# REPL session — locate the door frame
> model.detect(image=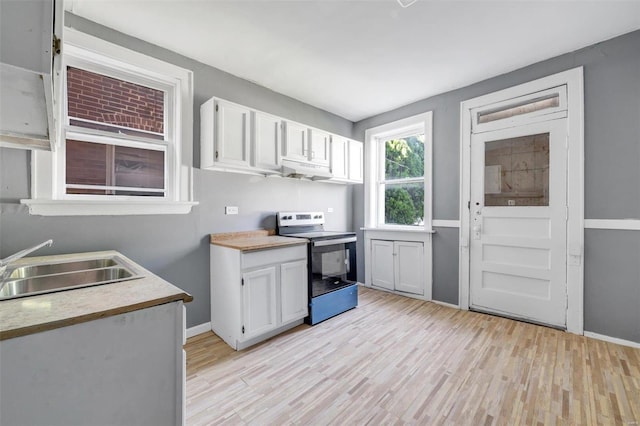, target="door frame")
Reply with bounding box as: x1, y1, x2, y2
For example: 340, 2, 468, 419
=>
459, 67, 584, 334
